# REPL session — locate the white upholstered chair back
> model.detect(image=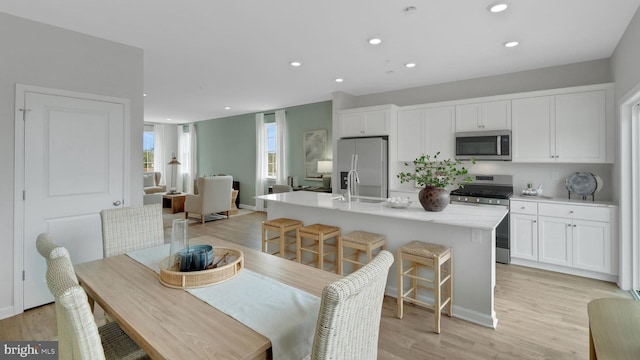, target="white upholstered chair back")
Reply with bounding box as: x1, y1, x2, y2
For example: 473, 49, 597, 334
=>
37, 233, 148, 360
185, 176, 233, 224
38, 235, 107, 359
272, 184, 293, 193
100, 204, 164, 258
310, 250, 394, 360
